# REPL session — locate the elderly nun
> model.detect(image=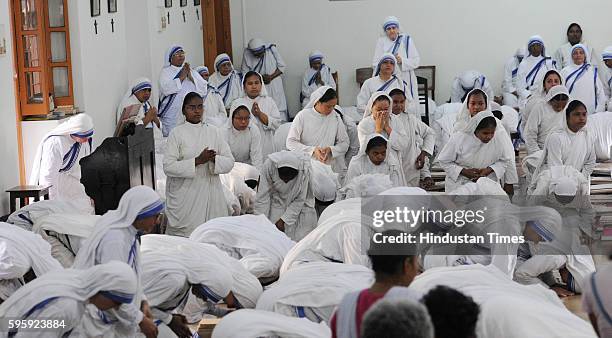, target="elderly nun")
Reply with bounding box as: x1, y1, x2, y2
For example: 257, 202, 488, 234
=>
190, 214, 295, 283
222, 102, 263, 170
561, 44, 606, 114
301, 51, 336, 108
502, 48, 525, 108
241, 38, 288, 120
372, 16, 420, 100
287, 86, 350, 179
0, 223, 63, 303
163, 92, 234, 237
72, 185, 164, 338
450, 70, 494, 103
357, 54, 410, 114
158, 45, 207, 137
232, 71, 283, 158
0, 262, 137, 338
601, 46, 612, 110
209, 53, 244, 111
254, 151, 317, 241
516, 36, 557, 106
29, 113, 94, 209
116, 77, 160, 130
